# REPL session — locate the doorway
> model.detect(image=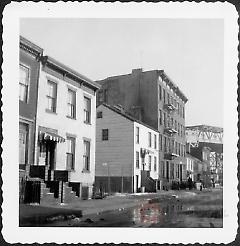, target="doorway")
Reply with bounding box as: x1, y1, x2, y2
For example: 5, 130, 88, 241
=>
136, 175, 139, 193
38, 140, 56, 180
